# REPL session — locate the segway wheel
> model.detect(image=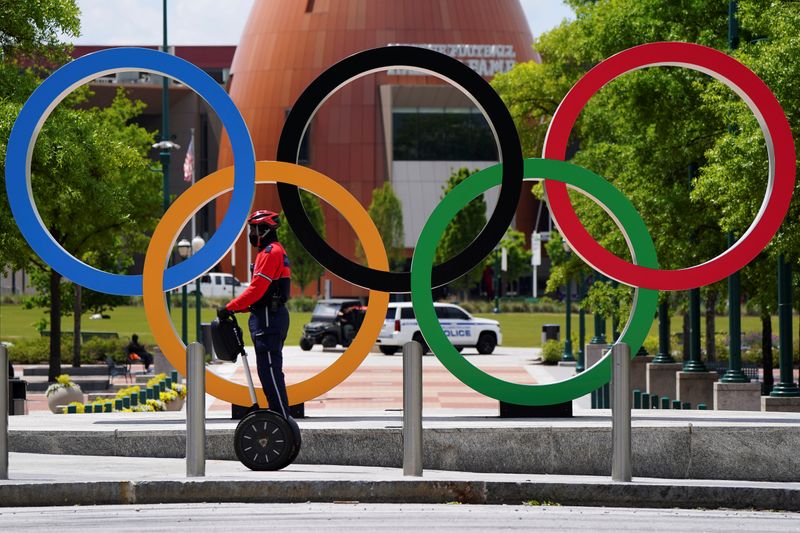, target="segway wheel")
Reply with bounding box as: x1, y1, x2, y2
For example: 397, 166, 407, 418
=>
234, 410, 295, 471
